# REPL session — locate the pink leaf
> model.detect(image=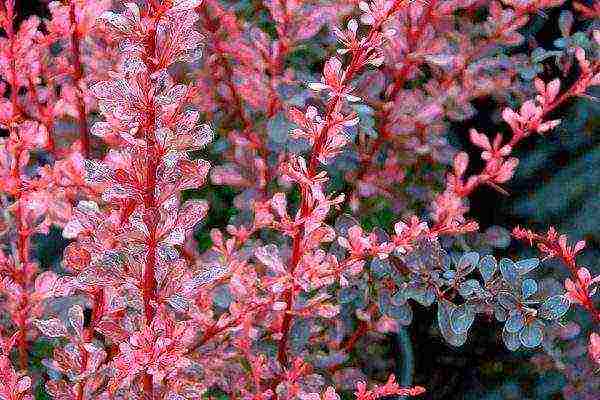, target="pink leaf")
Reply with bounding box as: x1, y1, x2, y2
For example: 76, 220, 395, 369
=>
469, 129, 491, 150
589, 333, 600, 365
453, 152, 469, 177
